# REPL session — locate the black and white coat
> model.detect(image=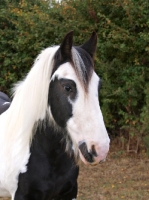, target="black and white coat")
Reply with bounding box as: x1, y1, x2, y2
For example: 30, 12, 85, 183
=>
0, 92, 79, 200
0, 32, 110, 200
